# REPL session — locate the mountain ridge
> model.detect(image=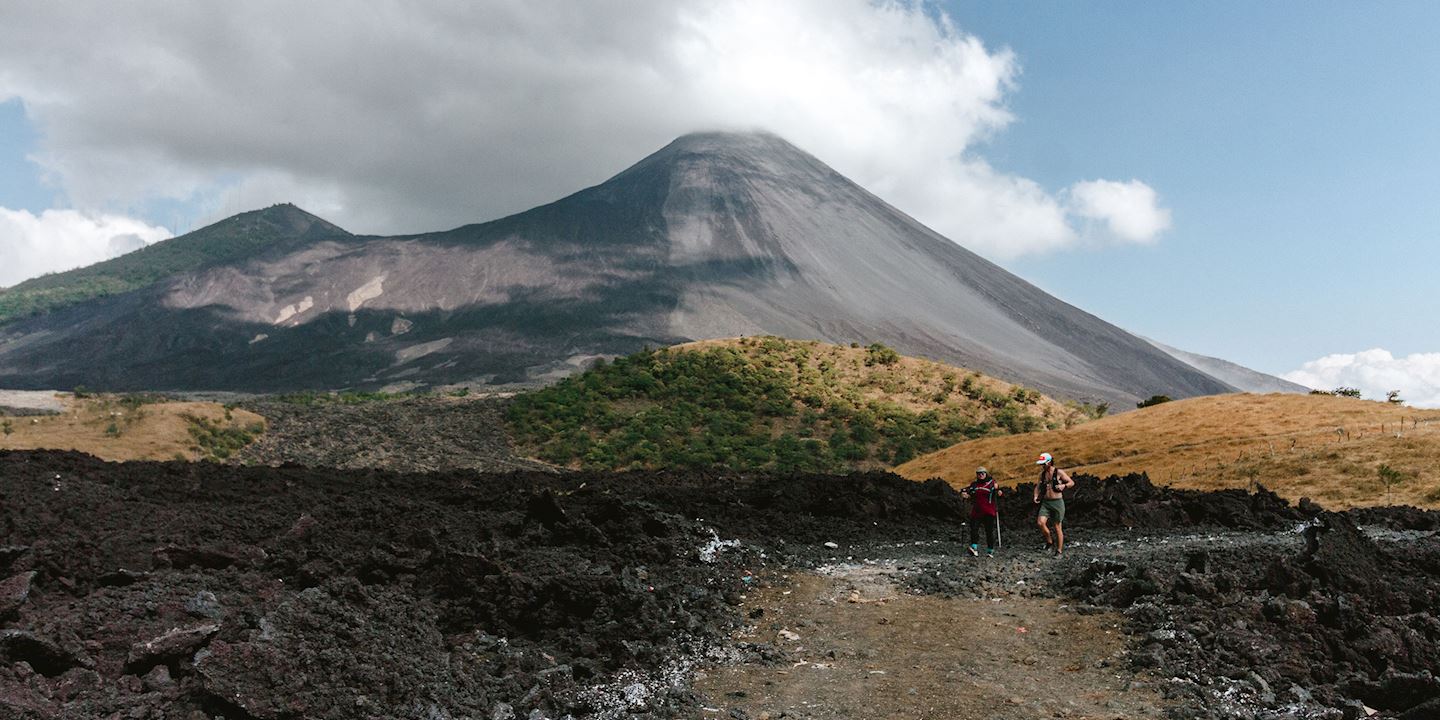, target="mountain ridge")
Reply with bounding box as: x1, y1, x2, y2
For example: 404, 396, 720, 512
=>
0, 132, 1234, 405
0, 203, 349, 321
1143, 337, 1310, 394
